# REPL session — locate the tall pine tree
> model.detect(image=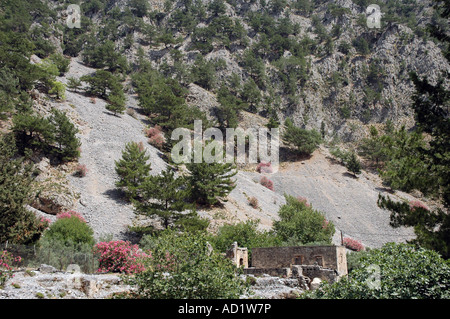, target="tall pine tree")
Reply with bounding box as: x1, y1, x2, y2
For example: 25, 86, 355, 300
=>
115, 142, 151, 200
49, 109, 81, 162
186, 145, 237, 206
134, 169, 191, 229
